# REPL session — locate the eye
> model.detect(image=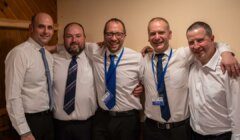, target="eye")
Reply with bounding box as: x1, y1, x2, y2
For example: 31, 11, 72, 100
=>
47, 26, 53, 30
196, 38, 204, 43
65, 35, 73, 38
188, 41, 194, 46
149, 32, 156, 37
